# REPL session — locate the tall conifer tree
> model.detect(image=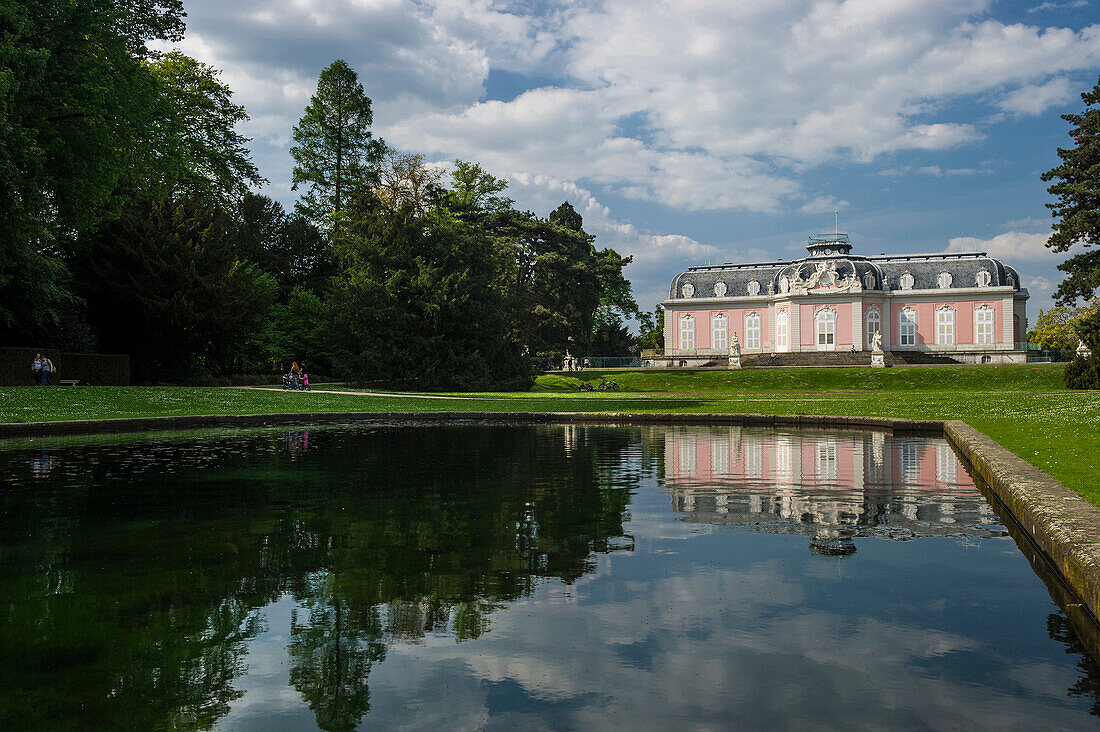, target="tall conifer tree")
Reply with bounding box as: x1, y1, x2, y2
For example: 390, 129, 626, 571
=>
290, 60, 384, 229
1042, 75, 1100, 305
